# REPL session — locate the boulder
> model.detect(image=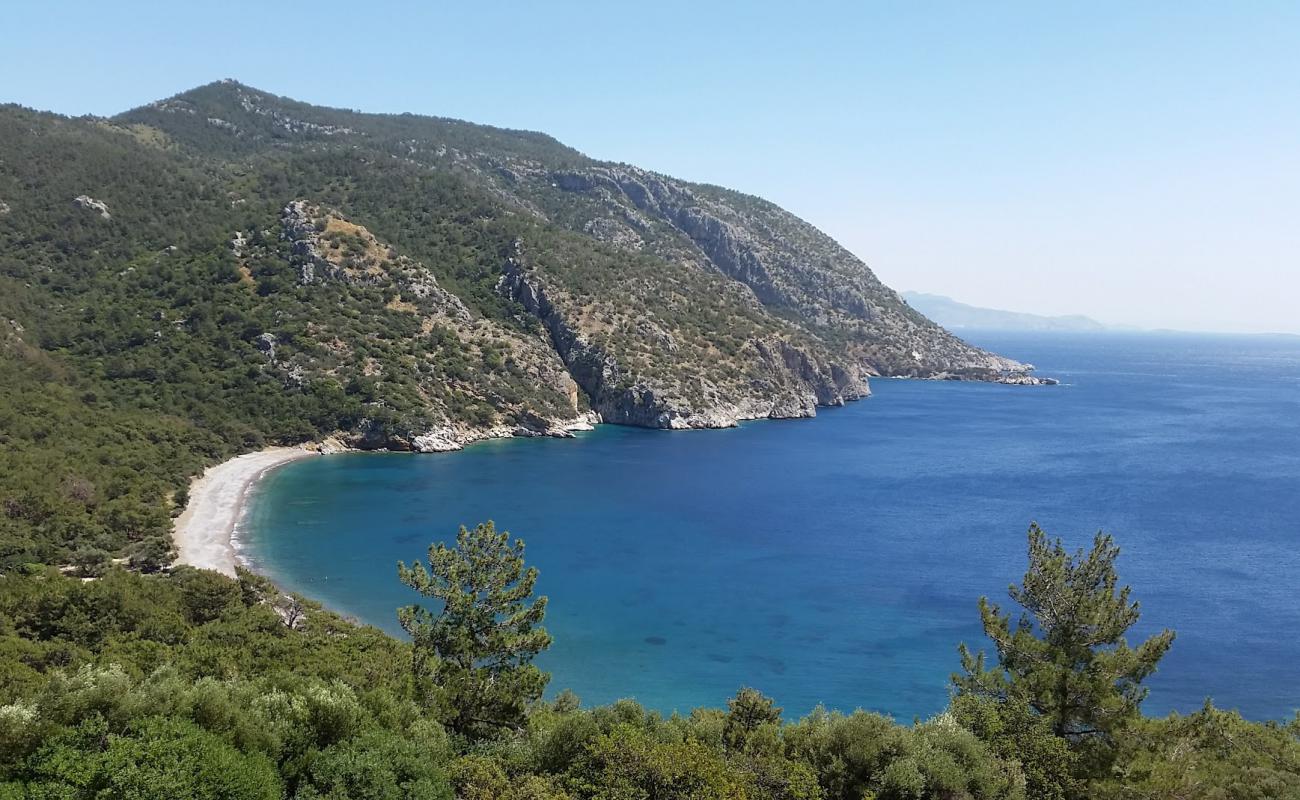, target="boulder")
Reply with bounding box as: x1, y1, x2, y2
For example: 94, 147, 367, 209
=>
74, 195, 111, 219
